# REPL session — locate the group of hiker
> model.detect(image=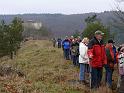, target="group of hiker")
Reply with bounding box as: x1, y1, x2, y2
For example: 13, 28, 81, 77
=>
52, 38, 62, 48
52, 30, 124, 92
